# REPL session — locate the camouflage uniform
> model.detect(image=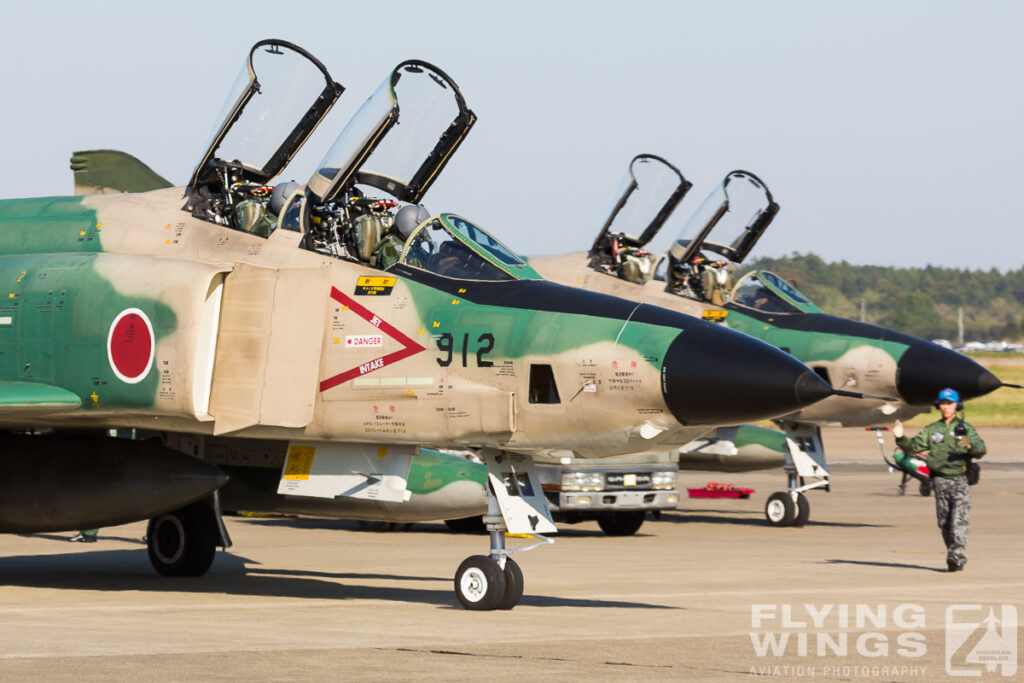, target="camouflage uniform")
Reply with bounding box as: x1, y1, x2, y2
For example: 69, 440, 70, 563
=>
371, 233, 404, 269
897, 418, 986, 570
